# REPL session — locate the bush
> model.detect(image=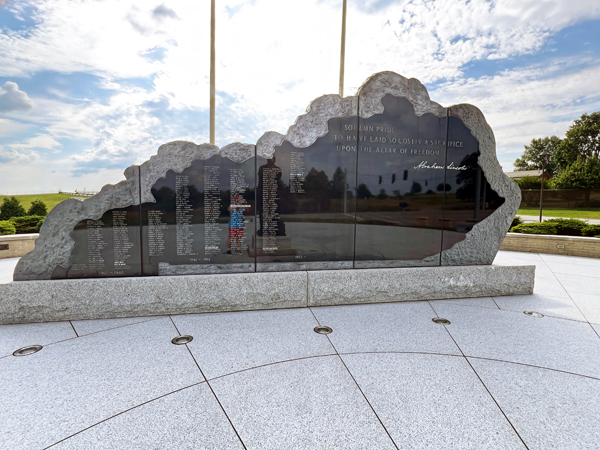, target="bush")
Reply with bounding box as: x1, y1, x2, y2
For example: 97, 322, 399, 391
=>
0, 196, 26, 221
9, 215, 45, 234
27, 199, 48, 216
511, 216, 522, 228
543, 218, 588, 236
581, 225, 600, 237
516, 176, 550, 190
510, 223, 558, 235
0, 220, 16, 235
